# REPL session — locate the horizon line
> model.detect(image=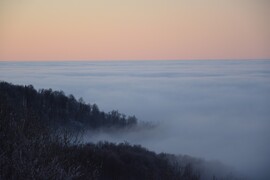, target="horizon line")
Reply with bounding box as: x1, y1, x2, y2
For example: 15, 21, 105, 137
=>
1, 58, 270, 62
